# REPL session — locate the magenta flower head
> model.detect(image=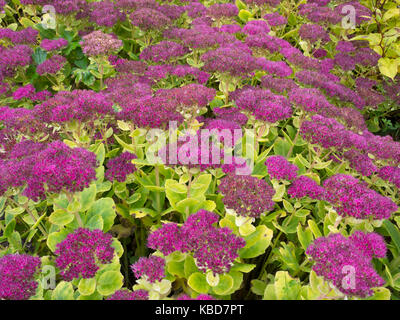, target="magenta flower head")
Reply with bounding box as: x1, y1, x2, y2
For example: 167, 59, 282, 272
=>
242, 20, 270, 35
117, 95, 183, 129
139, 41, 189, 63
206, 3, 238, 20
306, 232, 386, 297
130, 8, 171, 31
89, 1, 126, 27
148, 210, 246, 274
147, 223, 184, 255
40, 38, 68, 51
55, 228, 115, 281
287, 176, 326, 200
178, 294, 216, 300
131, 256, 166, 283
192, 226, 246, 274
323, 174, 398, 220
265, 156, 299, 180
0, 254, 41, 300
0, 27, 38, 44
36, 55, 67, 75
13, 84, 35, 100
81, 30, 122, 56
299, 24, 329, 44
378, 166, 400, 189
105, 152, 137, 182
107, 289, 149, 300
23, 141, 98, 200
218, 173, 275, 218
201, 43, 258, 77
